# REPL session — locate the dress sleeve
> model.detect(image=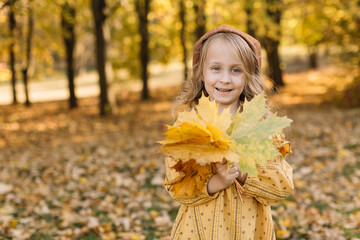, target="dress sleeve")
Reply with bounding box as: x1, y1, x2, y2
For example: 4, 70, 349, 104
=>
163, 157, 220, 206
242, 155, 294, 206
